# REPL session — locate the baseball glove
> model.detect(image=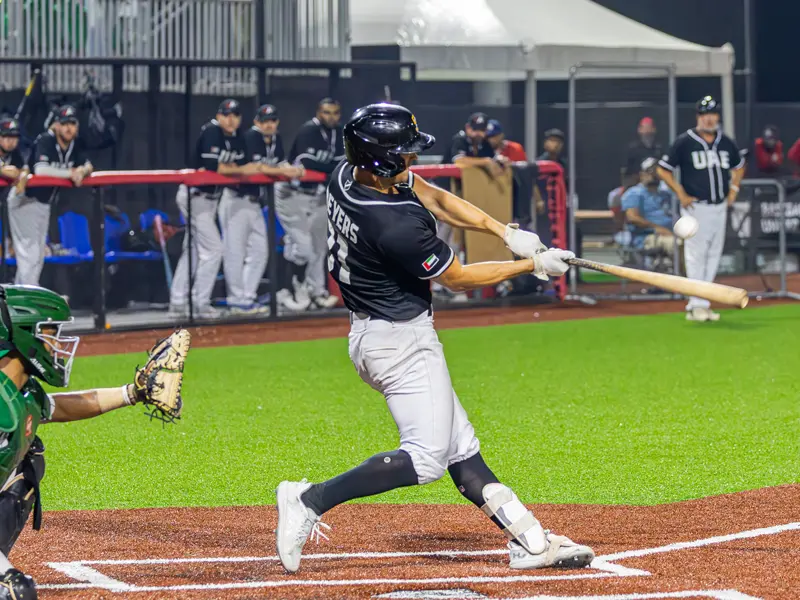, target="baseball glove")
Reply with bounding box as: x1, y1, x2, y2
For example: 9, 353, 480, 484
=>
133, 329, 191, 423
